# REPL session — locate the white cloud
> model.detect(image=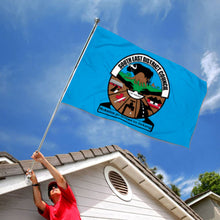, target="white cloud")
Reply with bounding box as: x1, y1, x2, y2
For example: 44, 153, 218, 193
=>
63, 109, 151, 148
153, 167, 220, 199
155, 167, 171, 185
137, 0, 172, 19
177, 169, 220, 198
178, 178, 197, 197
0, 0, 122, 31
202, 90, 220, 113
0, 0, 35, 27
185, 1, 220, 49
22, 49, 80, 117
200, 51, 220, 113
201, 51, 220, 88
83, 119, 151, 148
153, 167, 198, 198
0, 0, 172, 31
32, 57, 72, 104
184, 1, 220, 114
173, 176, 184, 185
0, 129, 57, 150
